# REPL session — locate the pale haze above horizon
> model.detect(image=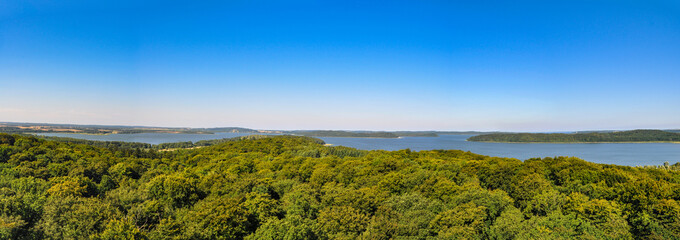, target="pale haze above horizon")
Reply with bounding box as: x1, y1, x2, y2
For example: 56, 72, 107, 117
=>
1, 1, 679, 132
